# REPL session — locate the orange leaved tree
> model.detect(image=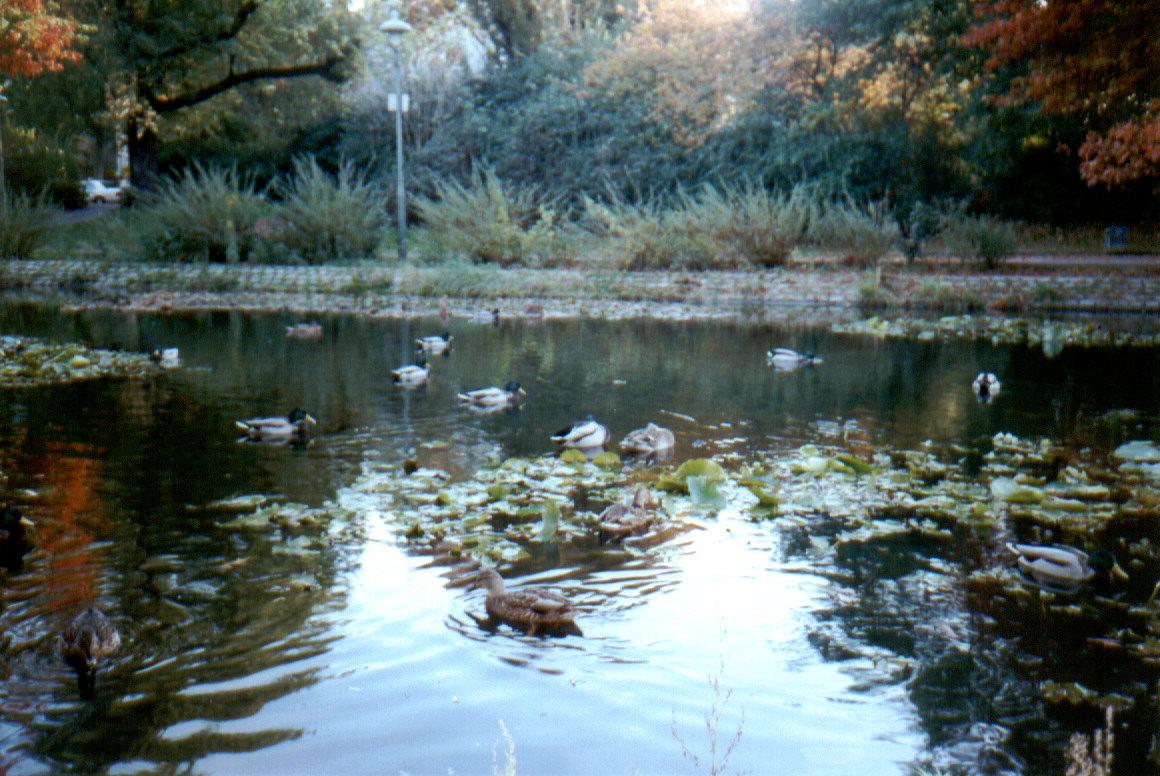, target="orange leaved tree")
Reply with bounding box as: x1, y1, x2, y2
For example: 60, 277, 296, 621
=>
0, 0, 82, 78
963, 0, 1160, 188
